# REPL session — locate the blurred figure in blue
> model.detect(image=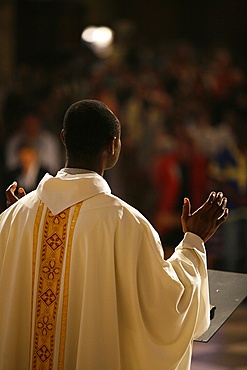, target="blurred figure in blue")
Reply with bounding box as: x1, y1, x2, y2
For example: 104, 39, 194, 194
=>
210, 118, 247, 272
